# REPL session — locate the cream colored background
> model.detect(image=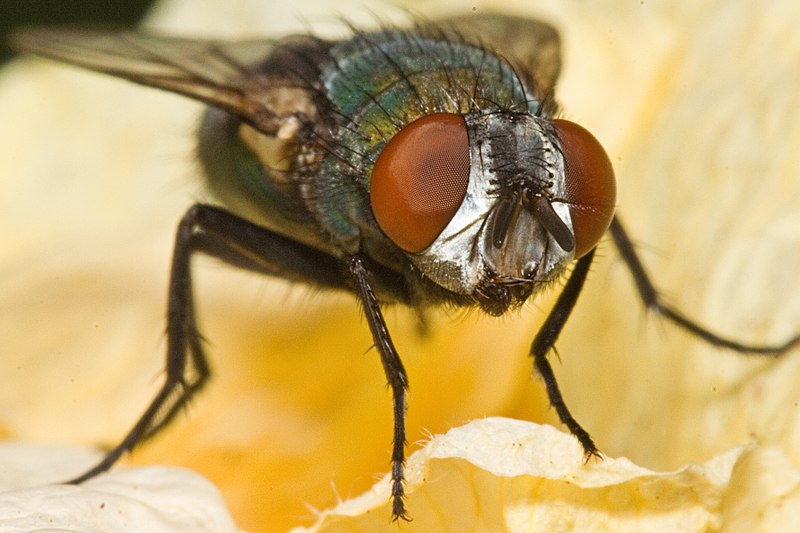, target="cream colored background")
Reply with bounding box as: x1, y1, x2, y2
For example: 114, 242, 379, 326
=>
1, 0, 799, 531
